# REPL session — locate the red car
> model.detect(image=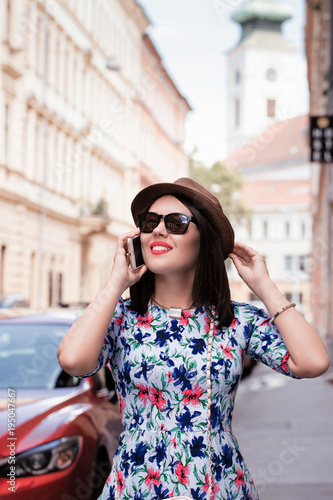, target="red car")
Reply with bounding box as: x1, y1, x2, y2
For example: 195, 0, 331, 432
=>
0, 313, 121, 500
